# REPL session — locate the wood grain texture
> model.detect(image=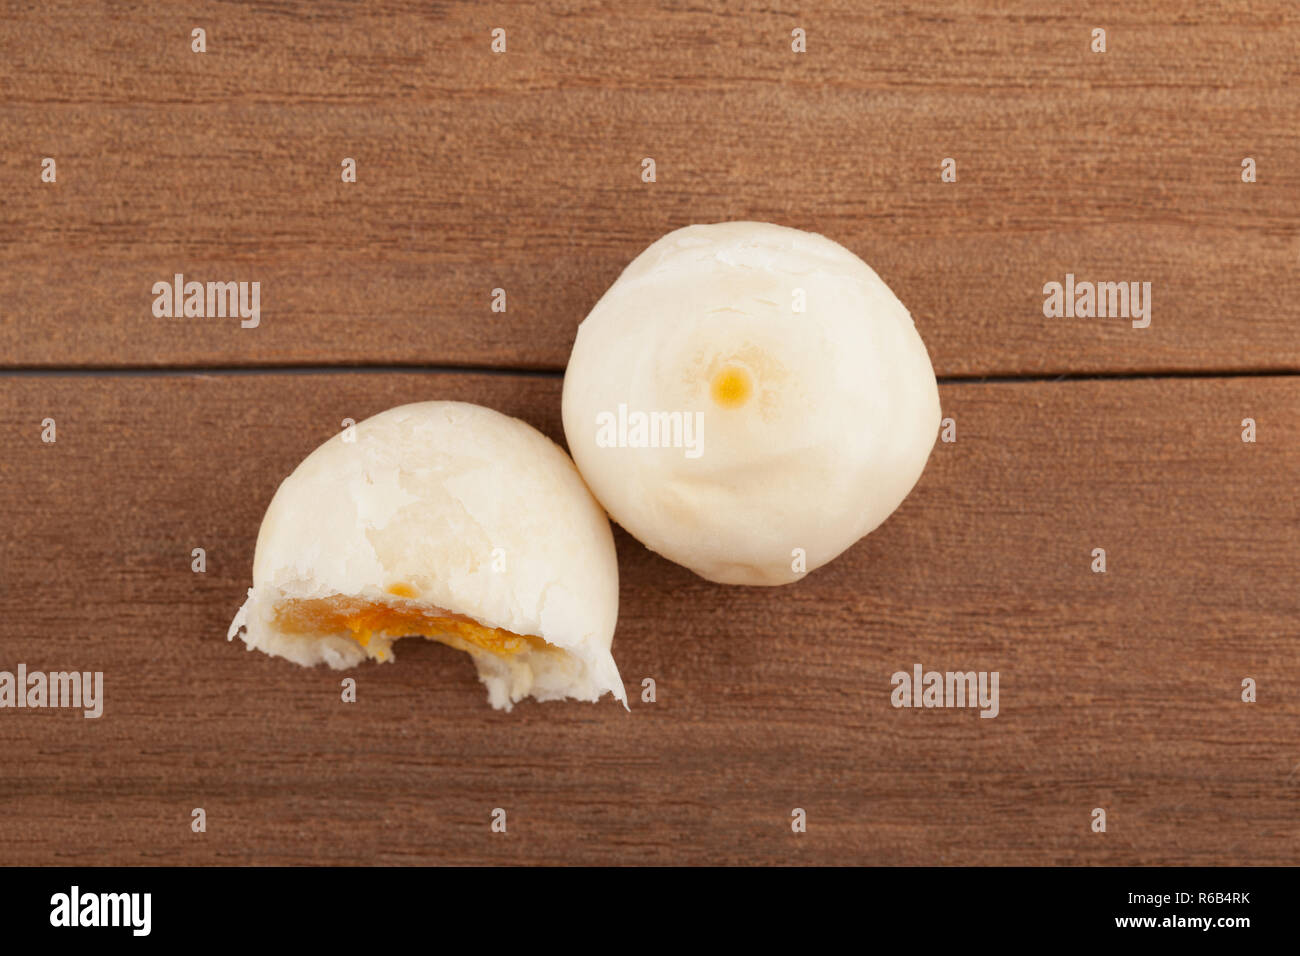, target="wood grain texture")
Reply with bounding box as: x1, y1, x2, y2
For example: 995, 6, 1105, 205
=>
1, 0, 1296, 869
0, 372, 1295, 865
2, 1, 1299, 374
